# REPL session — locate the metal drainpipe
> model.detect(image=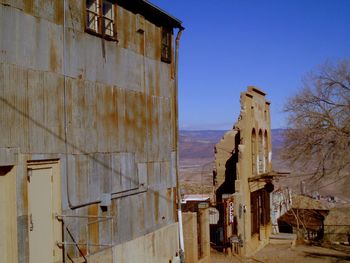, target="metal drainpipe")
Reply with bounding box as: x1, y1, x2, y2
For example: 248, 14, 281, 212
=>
174, 28, 185, 263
